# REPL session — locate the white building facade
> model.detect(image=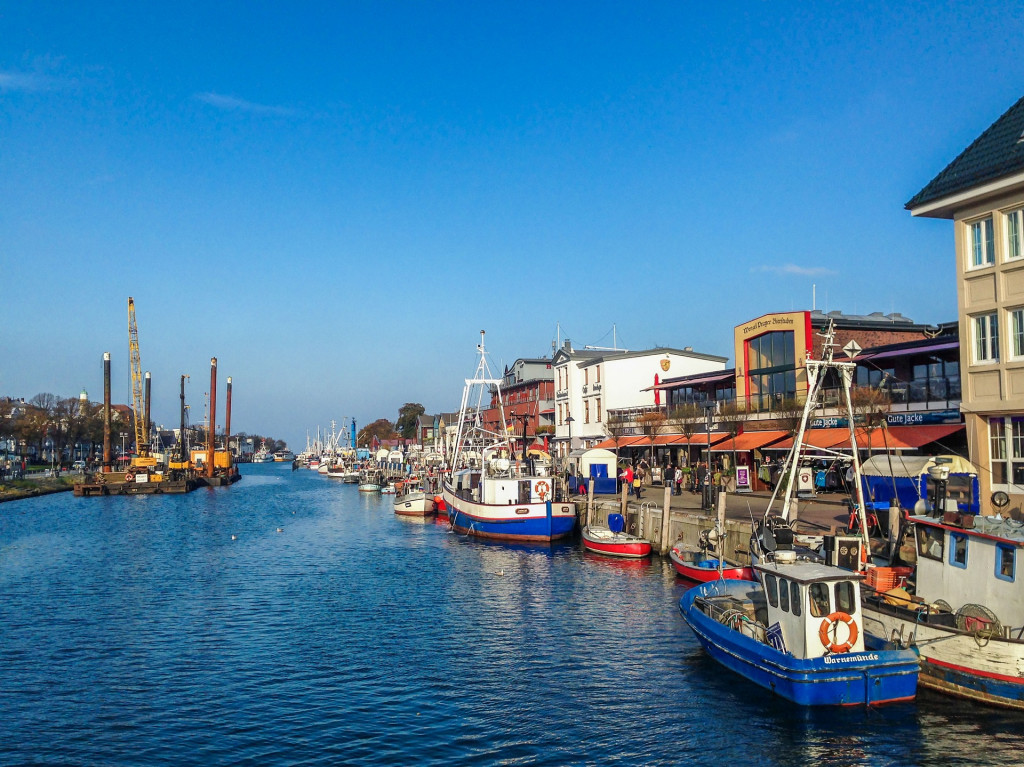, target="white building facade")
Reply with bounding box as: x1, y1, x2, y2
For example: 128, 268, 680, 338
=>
551, 342, 727, 456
